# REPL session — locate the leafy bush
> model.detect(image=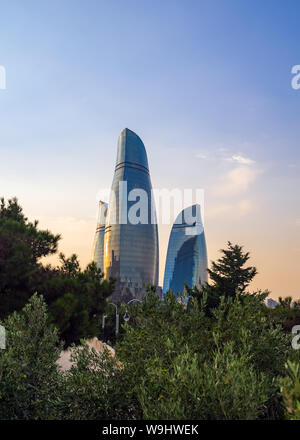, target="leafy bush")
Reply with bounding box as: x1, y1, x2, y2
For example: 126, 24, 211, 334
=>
0, 198, 114, 346
117, 289, 290, 419
0, 294, 134, 420
57, 343, 135, 420
0, 238, 297, 420
280, 360, 300, 419
0, 294, 62, 419
137, 343, 269, 420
